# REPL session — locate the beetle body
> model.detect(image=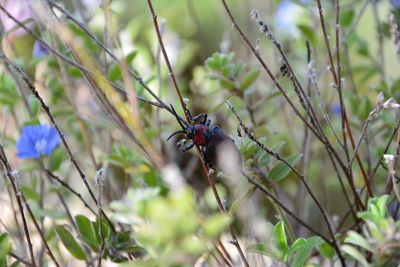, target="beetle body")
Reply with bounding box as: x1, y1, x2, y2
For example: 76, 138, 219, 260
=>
168, 111, 242, 174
